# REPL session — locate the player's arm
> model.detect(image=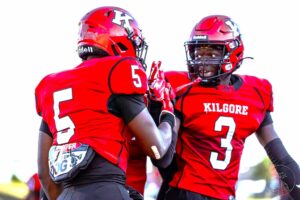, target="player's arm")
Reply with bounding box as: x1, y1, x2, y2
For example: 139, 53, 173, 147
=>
149, 101, 180, 168
37, 120, 62, 200
111, 94, 174, 160
147, 61, 180, 167
128, 107, 174, 160
256, 112, 300, 199
110, 59, 175, 160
